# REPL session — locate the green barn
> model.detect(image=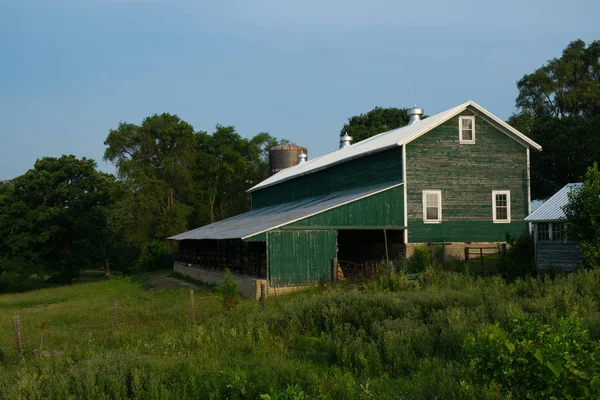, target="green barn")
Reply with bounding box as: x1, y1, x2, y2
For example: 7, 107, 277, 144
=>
169, 100, 542, 296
